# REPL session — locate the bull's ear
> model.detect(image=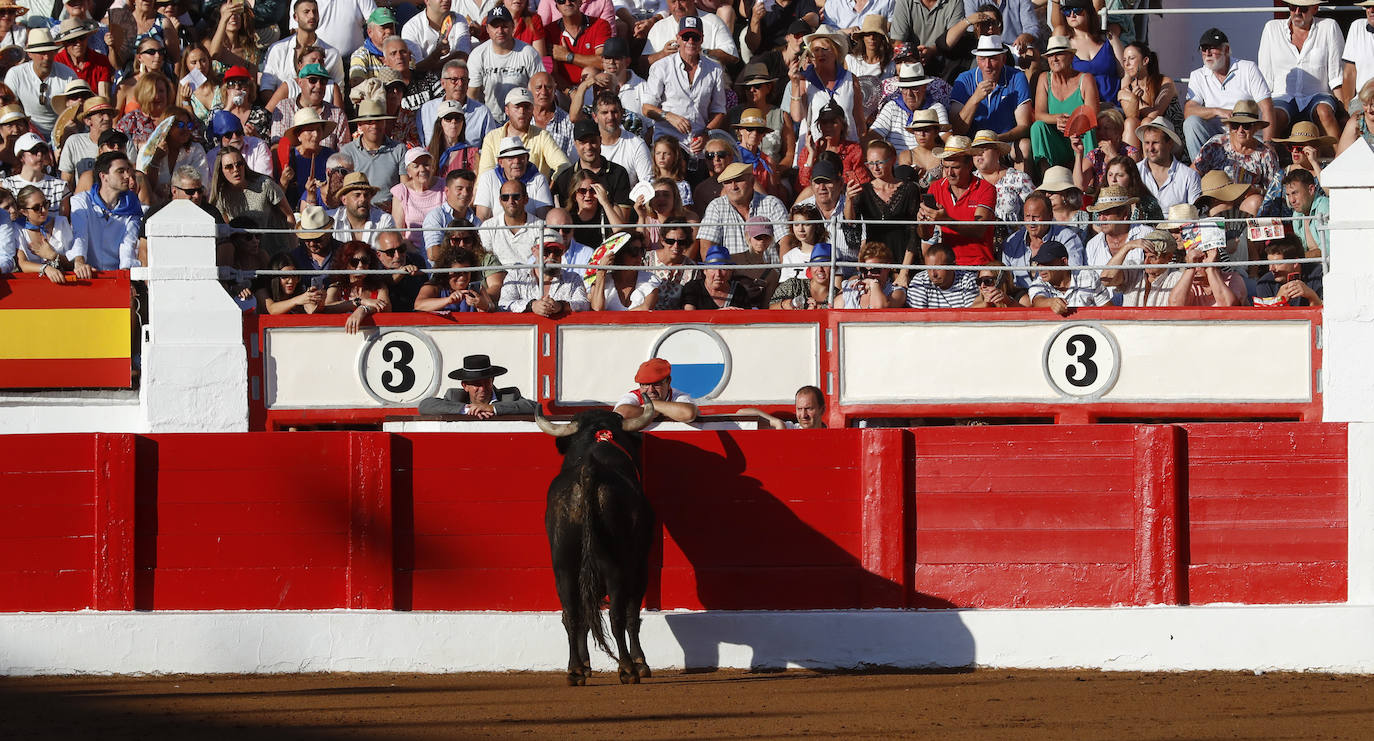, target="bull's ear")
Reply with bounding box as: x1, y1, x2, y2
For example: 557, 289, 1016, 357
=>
621, 401, 655, 432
